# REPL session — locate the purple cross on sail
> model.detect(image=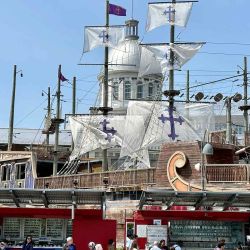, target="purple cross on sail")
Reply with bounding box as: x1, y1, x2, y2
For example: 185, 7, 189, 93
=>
100, 119, 117, 142
163, 6, 176, 22
99, 30, 109, 43
158, 106, 184, 140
